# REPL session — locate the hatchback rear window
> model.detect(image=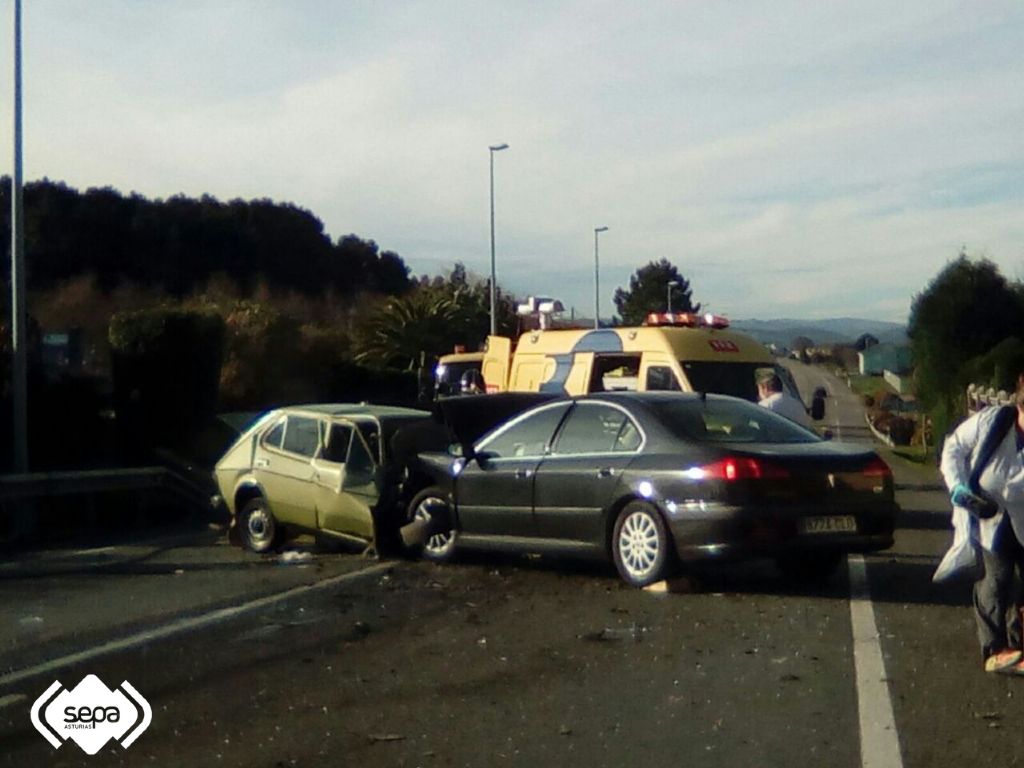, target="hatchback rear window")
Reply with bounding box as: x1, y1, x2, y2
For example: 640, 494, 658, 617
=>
650, 397, 819, 444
